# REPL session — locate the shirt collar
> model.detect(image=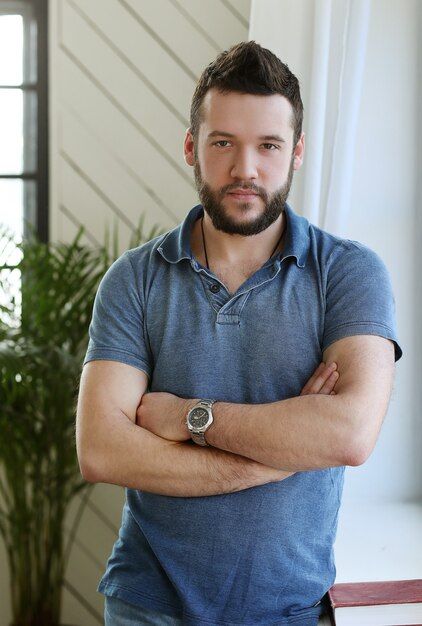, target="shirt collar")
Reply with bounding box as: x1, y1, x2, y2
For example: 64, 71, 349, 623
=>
156, 202, 310, 268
